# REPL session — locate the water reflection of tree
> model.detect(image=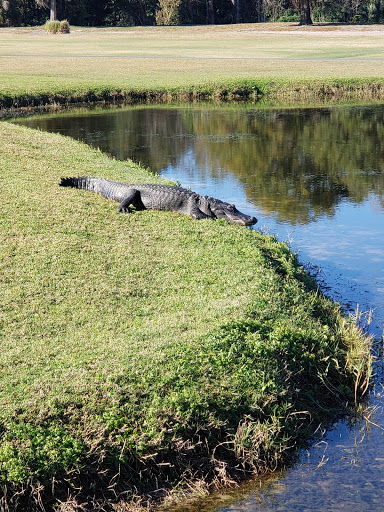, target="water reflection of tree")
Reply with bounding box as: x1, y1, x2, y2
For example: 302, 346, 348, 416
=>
183, 107, 384, 224
100, 109, 190, 173
26, 108, 189, 174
